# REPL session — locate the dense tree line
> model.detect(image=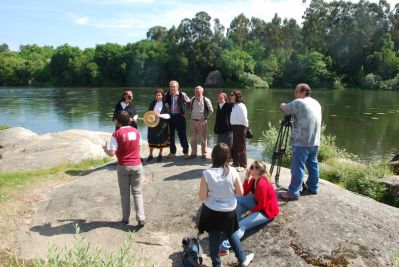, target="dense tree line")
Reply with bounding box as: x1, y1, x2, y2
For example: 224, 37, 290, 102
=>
1, 0, 399, 89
